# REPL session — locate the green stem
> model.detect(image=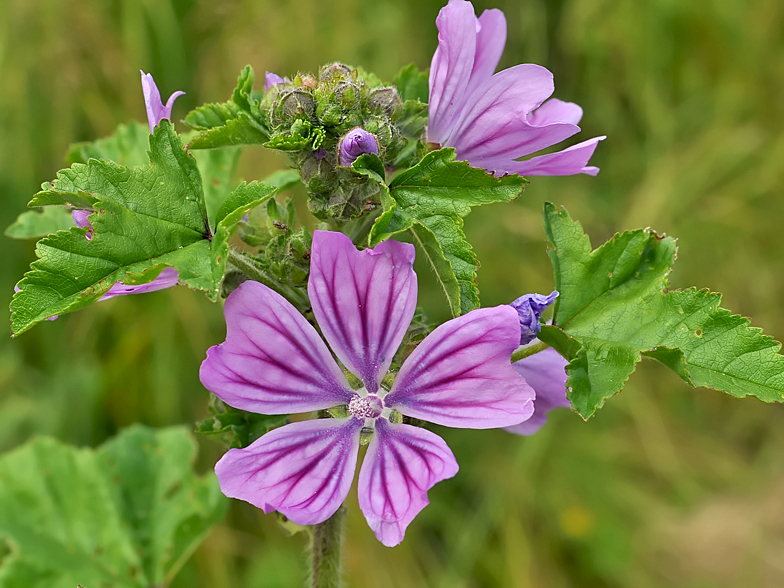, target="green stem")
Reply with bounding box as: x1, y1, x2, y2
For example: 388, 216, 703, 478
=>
309, 505, 345, 588
344, 210, 381, 247
228, 249, 310, 311
510, 340, 550, 363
